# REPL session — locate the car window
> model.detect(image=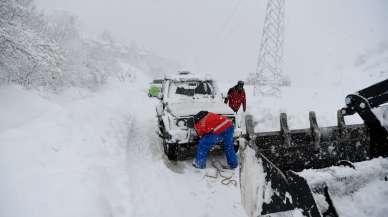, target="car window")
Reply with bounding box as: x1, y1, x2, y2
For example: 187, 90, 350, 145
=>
194, 82, 212, 95
168, 80, 213, 97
